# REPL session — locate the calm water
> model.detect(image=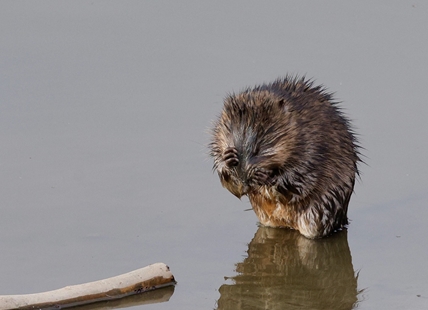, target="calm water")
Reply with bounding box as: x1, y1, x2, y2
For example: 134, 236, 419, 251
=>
1, 1, 427, 309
